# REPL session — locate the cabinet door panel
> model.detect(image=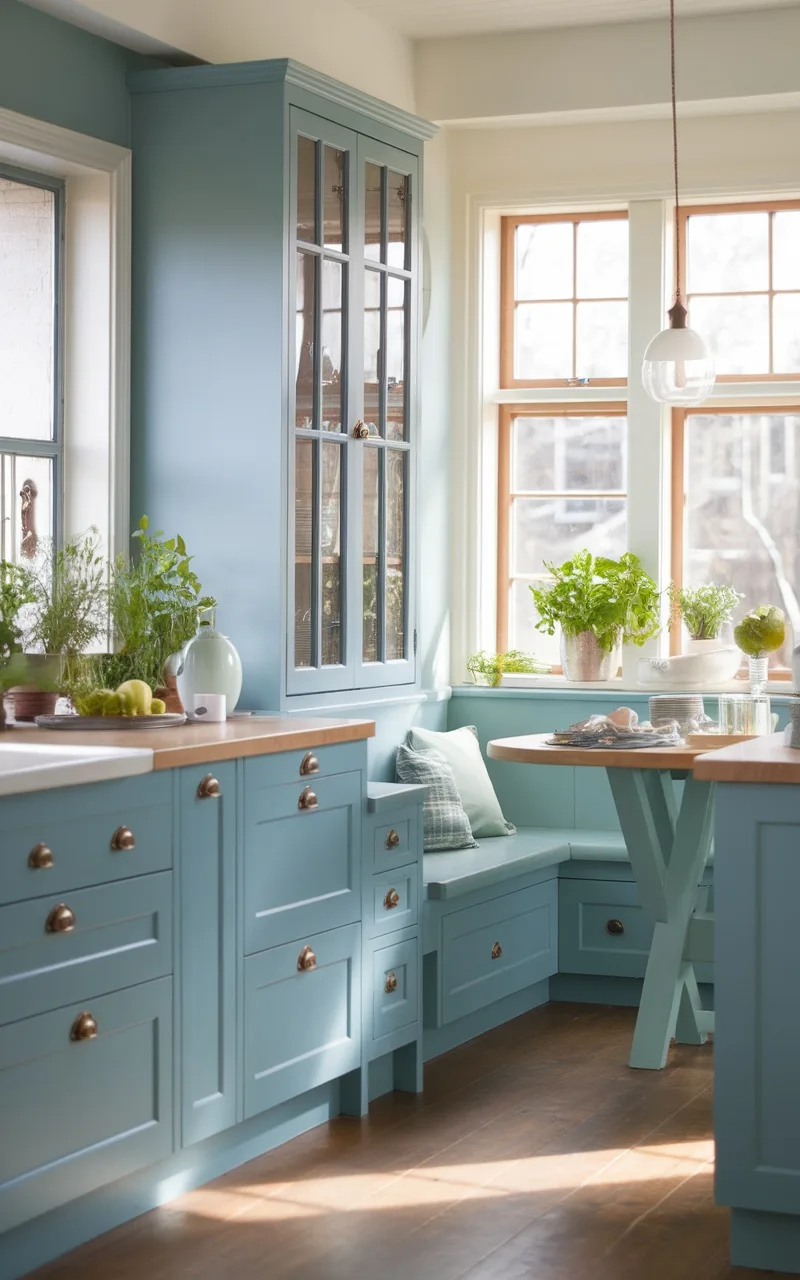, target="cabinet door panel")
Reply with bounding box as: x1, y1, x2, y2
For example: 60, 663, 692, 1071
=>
179, 761, 237, 1147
